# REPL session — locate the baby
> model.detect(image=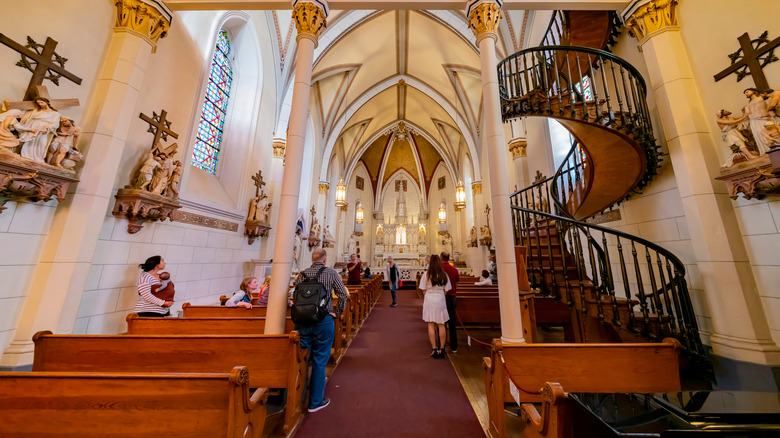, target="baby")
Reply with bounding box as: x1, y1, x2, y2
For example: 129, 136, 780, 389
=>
151, 271, 175, 301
